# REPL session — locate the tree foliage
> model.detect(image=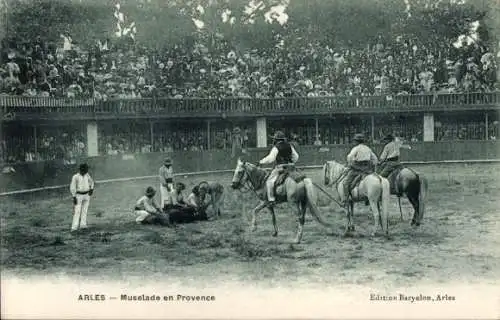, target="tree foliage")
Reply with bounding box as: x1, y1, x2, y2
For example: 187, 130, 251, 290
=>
2, 0, 495, 50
